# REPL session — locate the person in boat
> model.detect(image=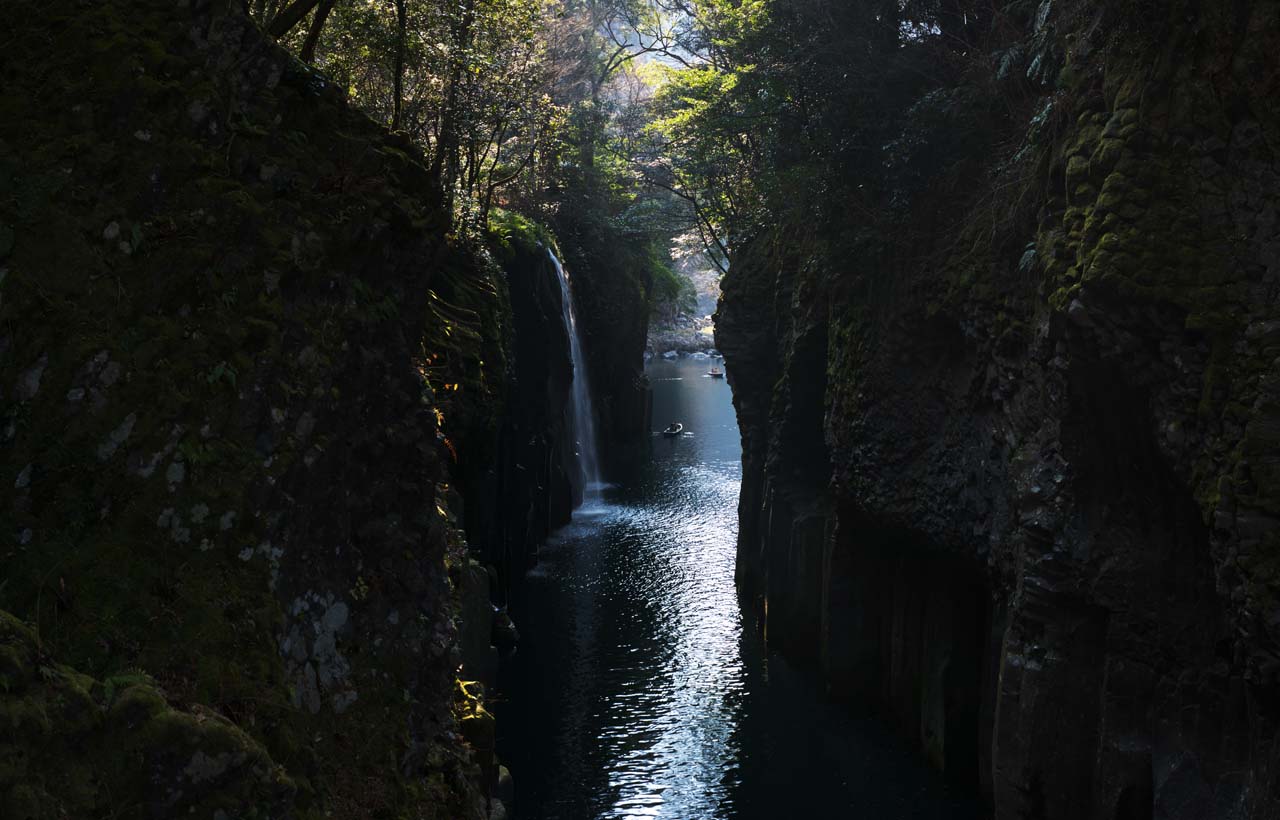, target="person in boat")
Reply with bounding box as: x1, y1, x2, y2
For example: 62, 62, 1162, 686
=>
662, 421, 683, 436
